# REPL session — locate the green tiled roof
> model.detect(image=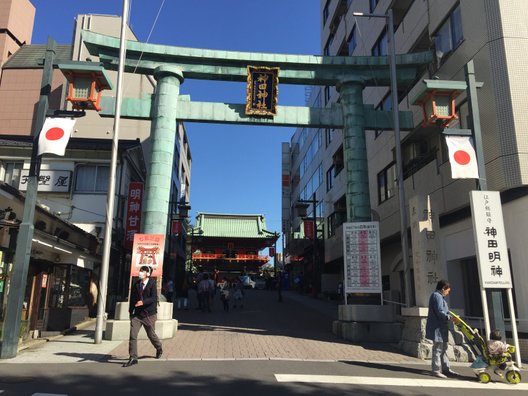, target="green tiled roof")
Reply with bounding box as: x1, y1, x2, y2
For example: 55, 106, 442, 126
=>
194, 213, 278, 239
